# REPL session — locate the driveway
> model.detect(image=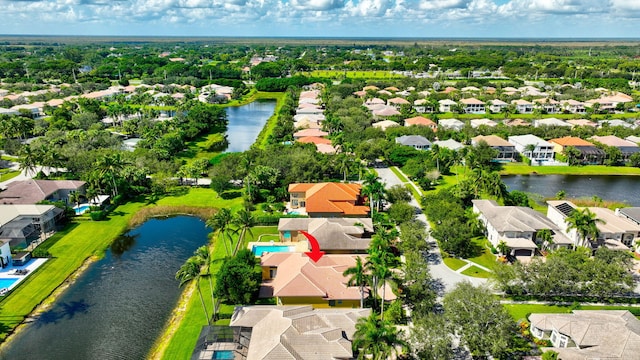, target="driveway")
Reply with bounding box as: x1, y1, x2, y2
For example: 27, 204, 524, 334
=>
376, 167, 487, 295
